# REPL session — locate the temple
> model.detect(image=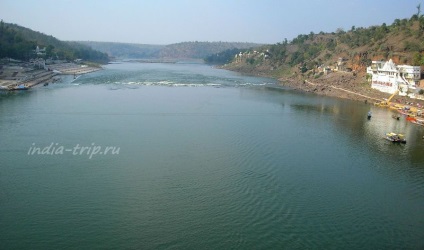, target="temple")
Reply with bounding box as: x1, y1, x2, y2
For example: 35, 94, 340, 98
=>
366, 59, 421, 97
